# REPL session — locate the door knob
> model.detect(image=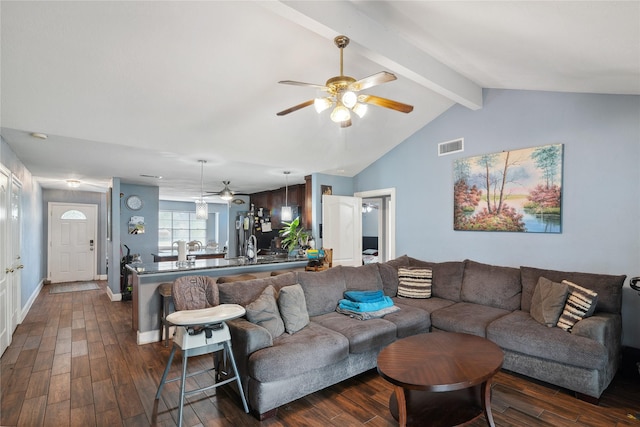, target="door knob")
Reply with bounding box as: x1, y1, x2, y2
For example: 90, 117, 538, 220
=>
16, 265, 24, 270
5, 268, 14, 273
